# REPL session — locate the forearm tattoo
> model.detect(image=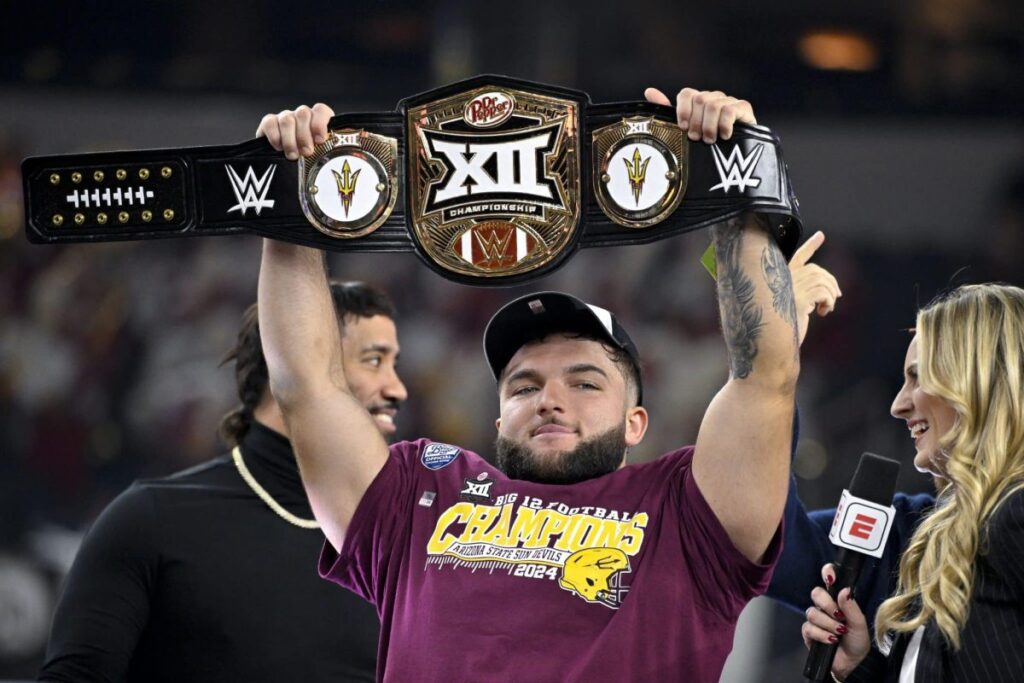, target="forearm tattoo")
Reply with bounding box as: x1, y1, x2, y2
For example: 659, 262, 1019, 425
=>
712, 216, 763, 379
760, 243, 798, 338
